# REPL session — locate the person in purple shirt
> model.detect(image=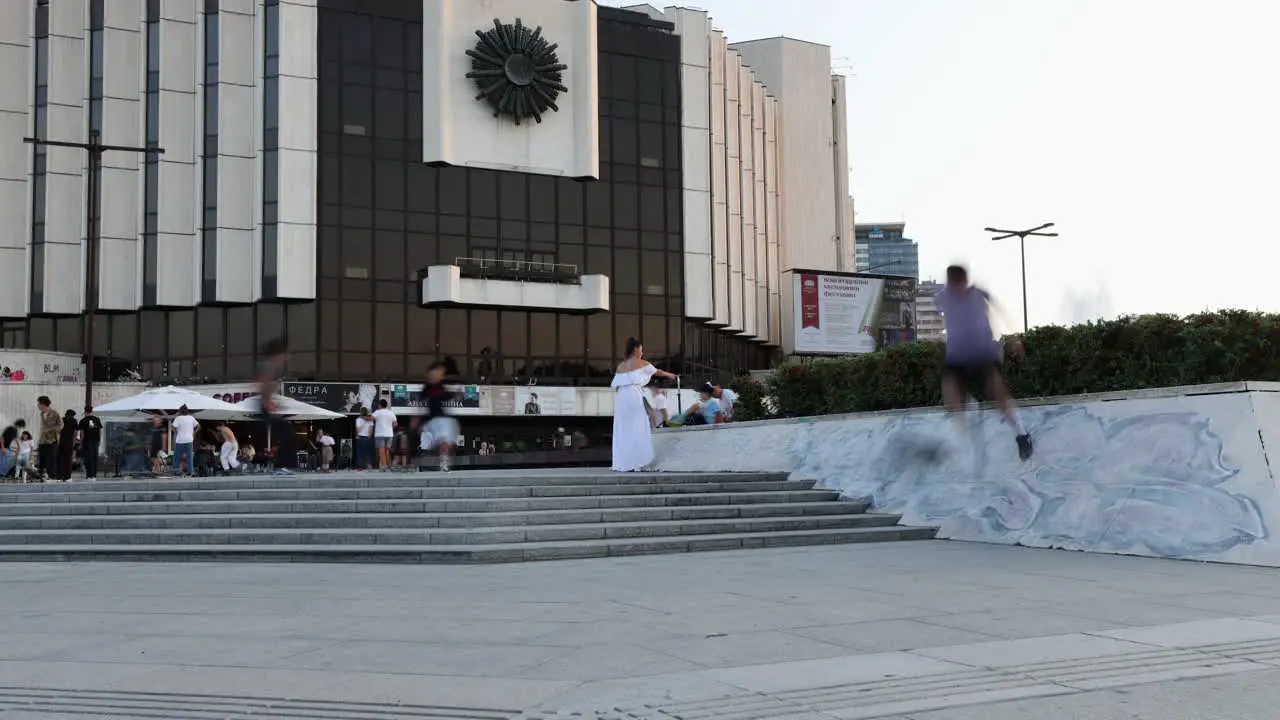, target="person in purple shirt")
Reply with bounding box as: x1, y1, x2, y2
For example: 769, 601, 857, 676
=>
934, 264, 1033, 460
